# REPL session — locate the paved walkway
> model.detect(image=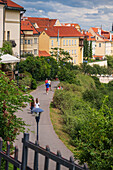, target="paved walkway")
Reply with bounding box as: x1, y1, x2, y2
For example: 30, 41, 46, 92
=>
15, 81, 73, 169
